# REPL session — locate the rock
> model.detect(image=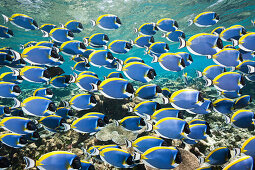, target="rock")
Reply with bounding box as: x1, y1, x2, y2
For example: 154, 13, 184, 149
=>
174, 148, 199, 170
